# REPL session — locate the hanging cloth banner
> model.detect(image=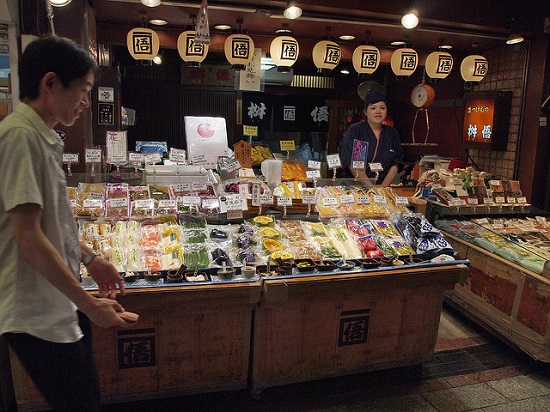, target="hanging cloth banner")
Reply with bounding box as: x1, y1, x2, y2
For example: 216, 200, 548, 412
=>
195, 0, 210, 45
